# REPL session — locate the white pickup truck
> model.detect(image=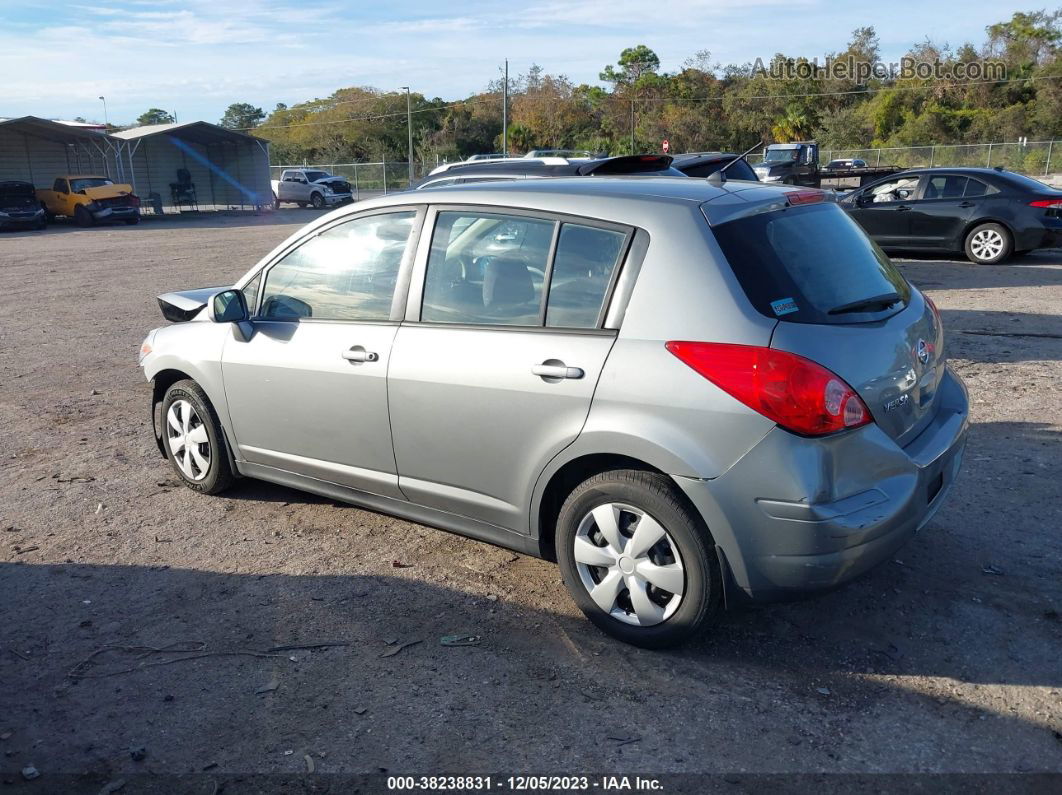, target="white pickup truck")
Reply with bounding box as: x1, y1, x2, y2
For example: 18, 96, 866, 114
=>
270, 168, 353, 209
